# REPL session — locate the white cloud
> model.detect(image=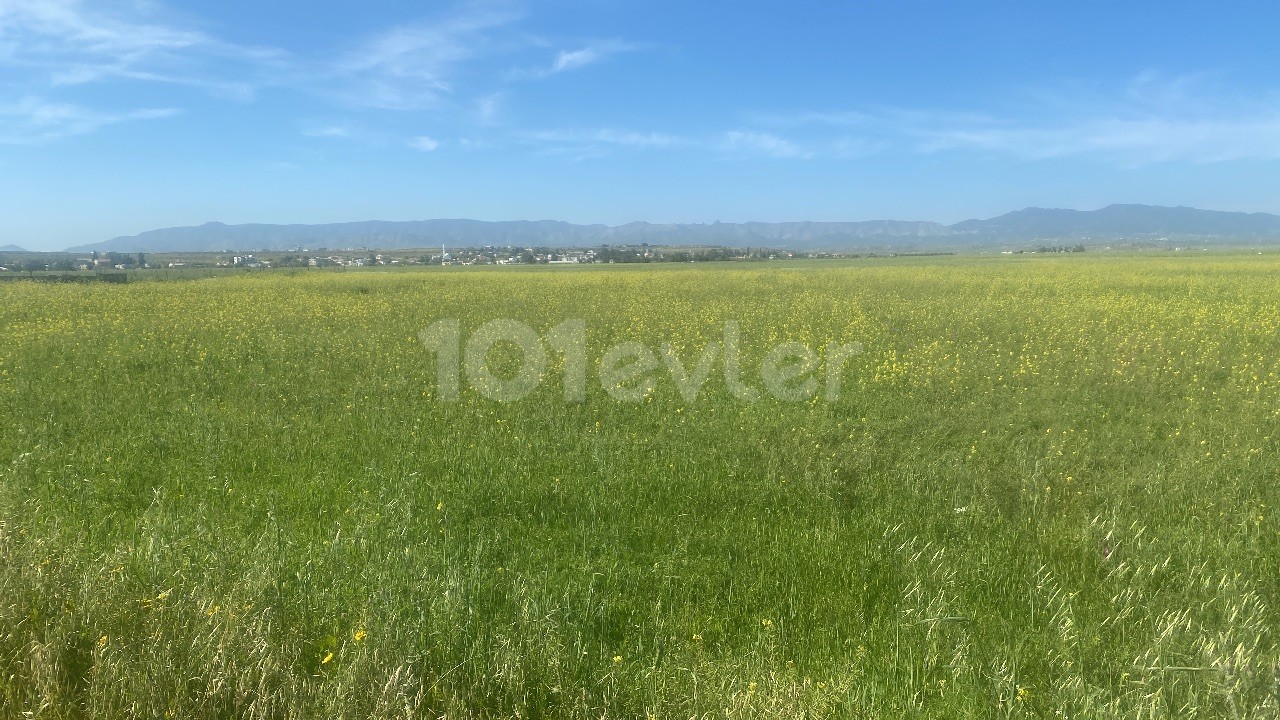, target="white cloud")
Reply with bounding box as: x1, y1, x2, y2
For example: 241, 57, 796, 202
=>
594, 129, 676, 147
0, 96, 179, 144
0, 0, 287, 95
514, 126, 682, 161
0, 1, 648, 148
456, 137, 492, 150
494, 73, 1280, 166
0, 0, 285, 143
303, 125, 350, 138
916, 115, 1280, 164
749, 110, 874, 128
129, 107, 181, 120
523, 127, 681, 153
520, 127, 843, 161
476, 92, 502, 124
336, 4, 522, 109
829, 135, 882, 159
747, 75, 1280, 166
906, 74, 1280, 164
409, 135, 439, 151
551, 47, 598, 73
510, 39, 639, 80
721, 130, 811, 159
